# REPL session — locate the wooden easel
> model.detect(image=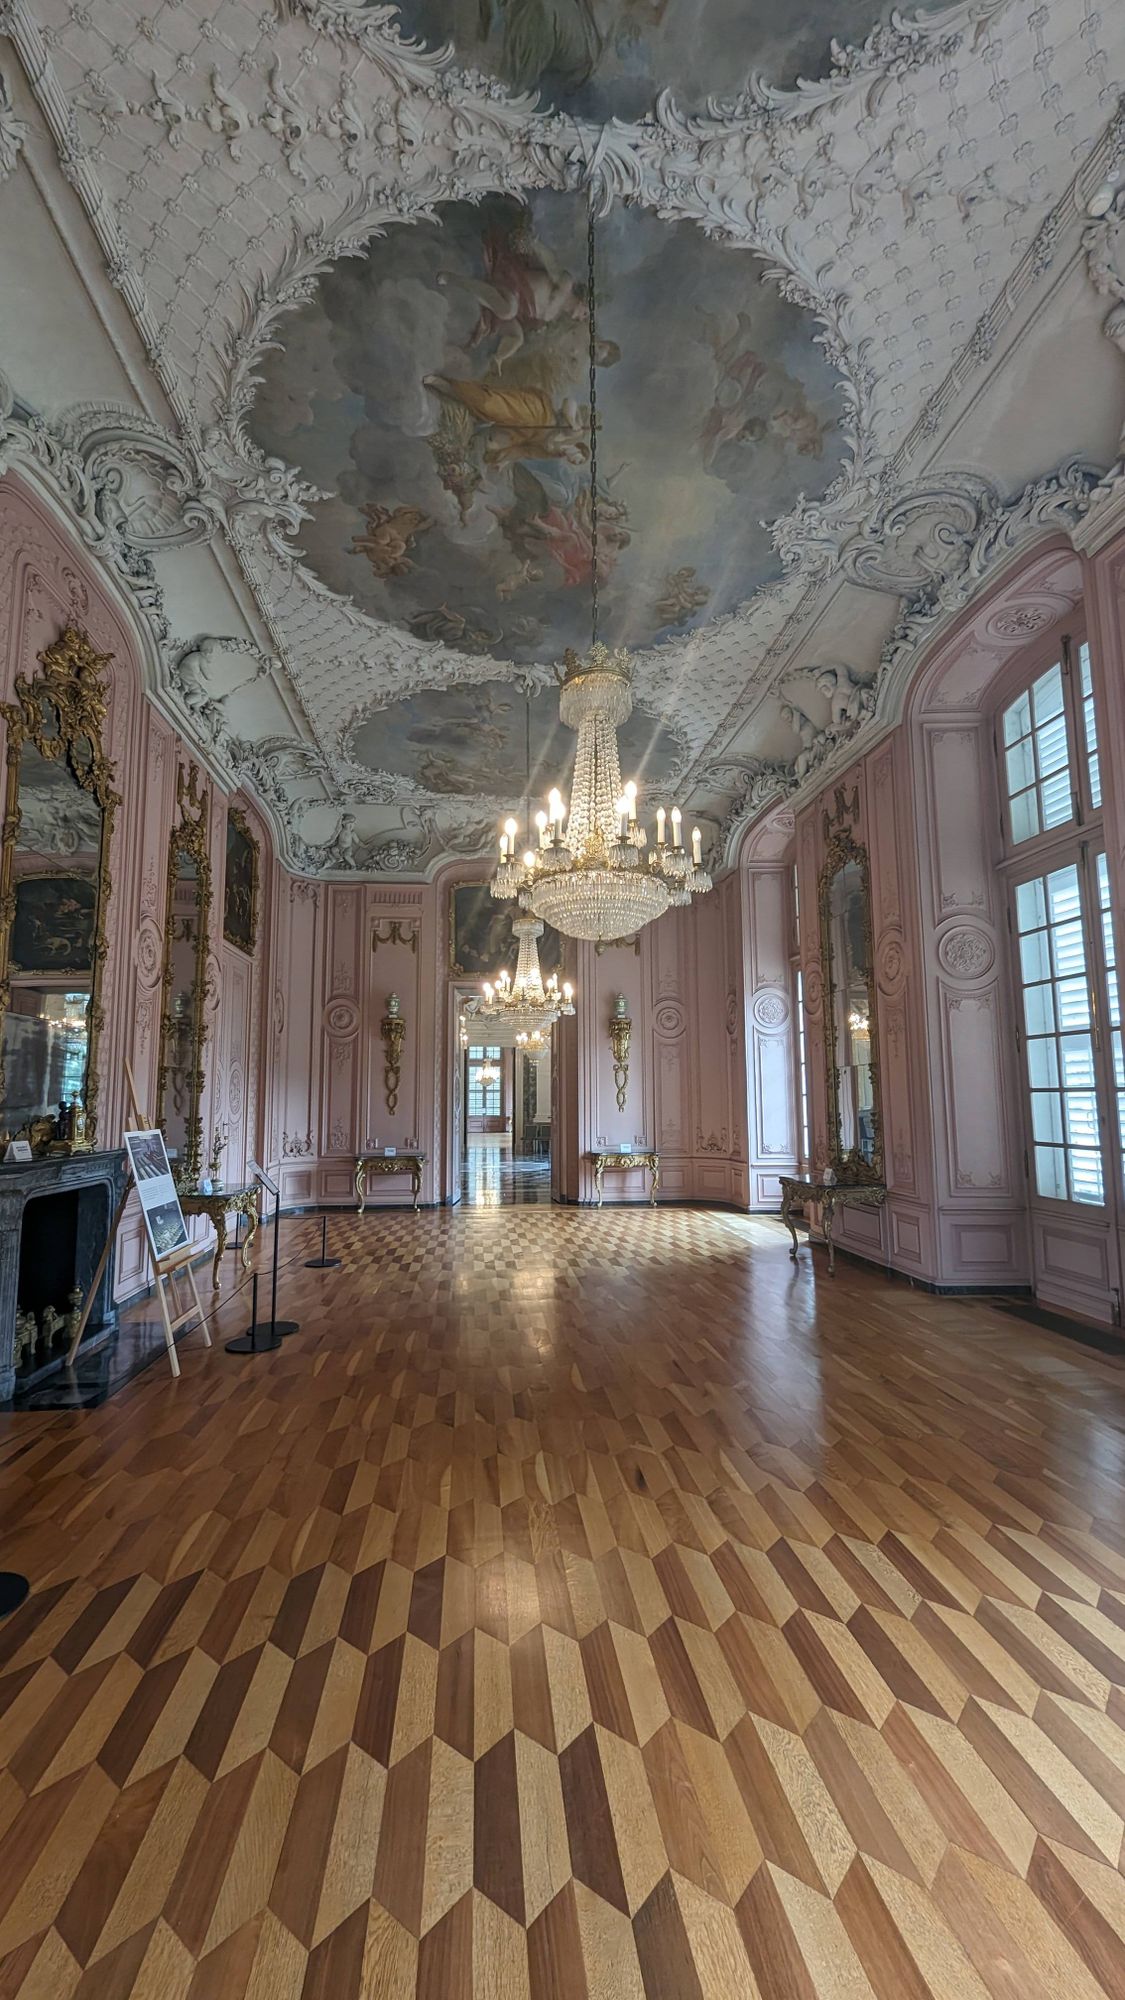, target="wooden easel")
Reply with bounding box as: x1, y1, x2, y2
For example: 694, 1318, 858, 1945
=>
66, 1061, 210, 1379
